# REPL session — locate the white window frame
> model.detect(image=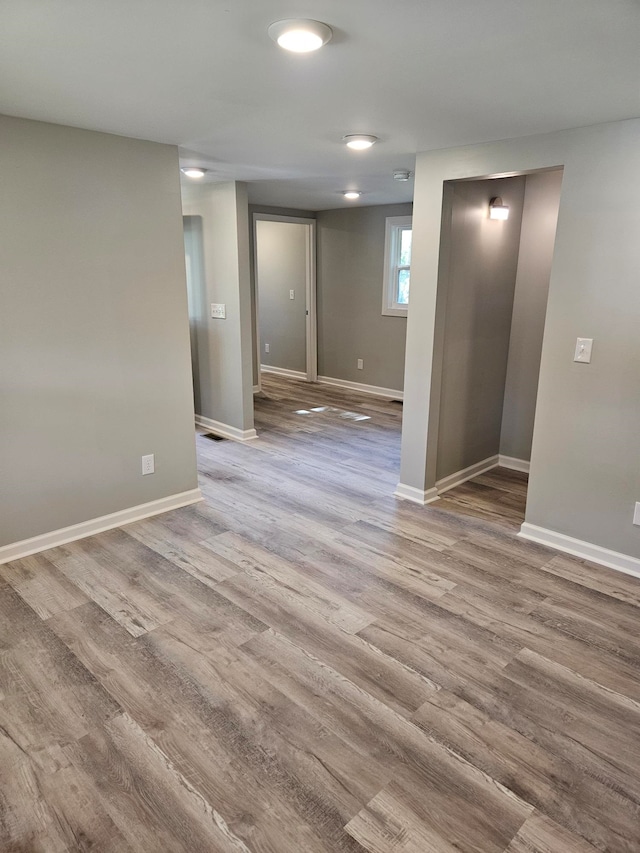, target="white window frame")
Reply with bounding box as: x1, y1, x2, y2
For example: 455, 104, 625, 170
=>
382, 215, 412, 317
